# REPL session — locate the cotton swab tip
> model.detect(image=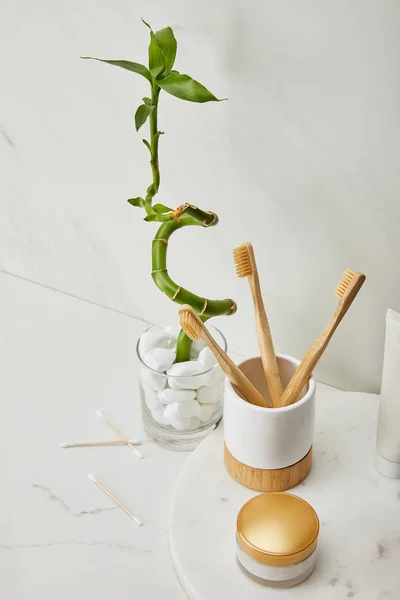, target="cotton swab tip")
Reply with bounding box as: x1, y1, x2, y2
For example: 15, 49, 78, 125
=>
96, 409, 104, 419
87, 474, 96, 483
132, 516, 143, 527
